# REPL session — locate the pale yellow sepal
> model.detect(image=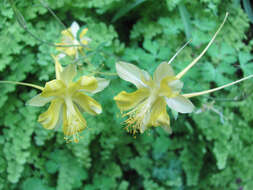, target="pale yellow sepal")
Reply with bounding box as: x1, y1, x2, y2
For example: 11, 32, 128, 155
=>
116, 61, 150, 88
26, 94, 53, 107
